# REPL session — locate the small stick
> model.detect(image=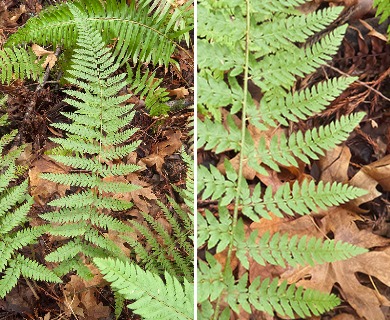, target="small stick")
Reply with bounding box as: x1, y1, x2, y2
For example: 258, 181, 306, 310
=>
326, 63, 390, 103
